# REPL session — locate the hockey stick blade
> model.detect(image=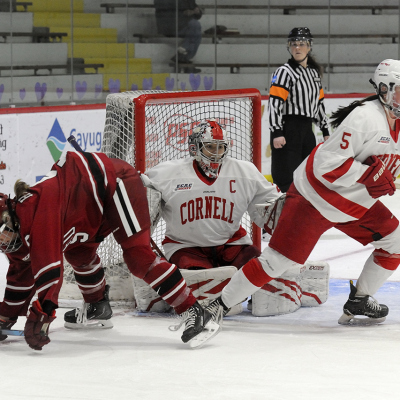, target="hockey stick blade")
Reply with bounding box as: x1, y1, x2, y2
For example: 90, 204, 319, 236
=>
338, 313, 386, 326
189, 320, 221, 349
0, 329, 24, 336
